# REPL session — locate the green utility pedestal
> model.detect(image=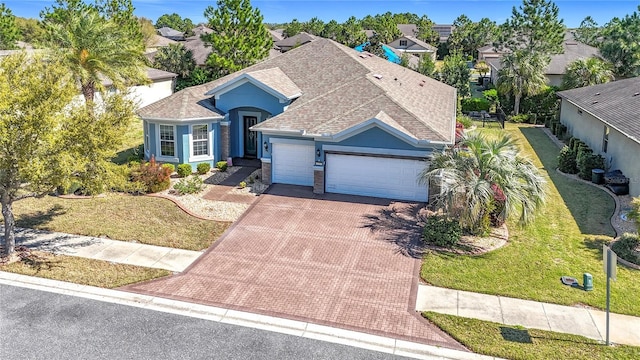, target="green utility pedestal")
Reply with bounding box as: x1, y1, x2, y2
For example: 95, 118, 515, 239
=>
583, 273, 593, 291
